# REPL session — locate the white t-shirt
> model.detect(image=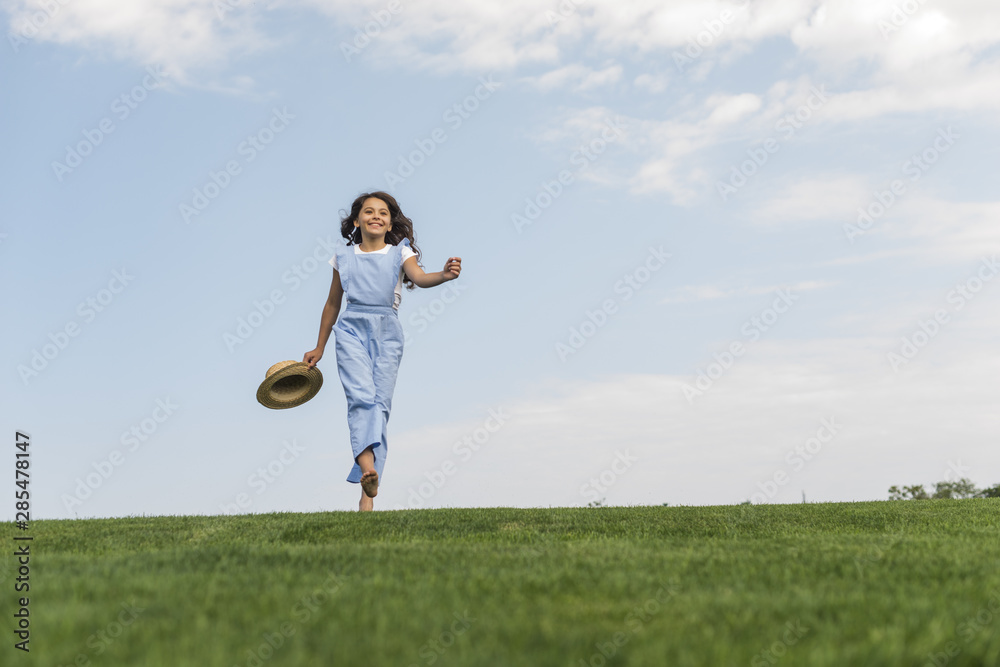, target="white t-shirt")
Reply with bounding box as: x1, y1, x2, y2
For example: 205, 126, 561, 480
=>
329, 243, 417, 310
